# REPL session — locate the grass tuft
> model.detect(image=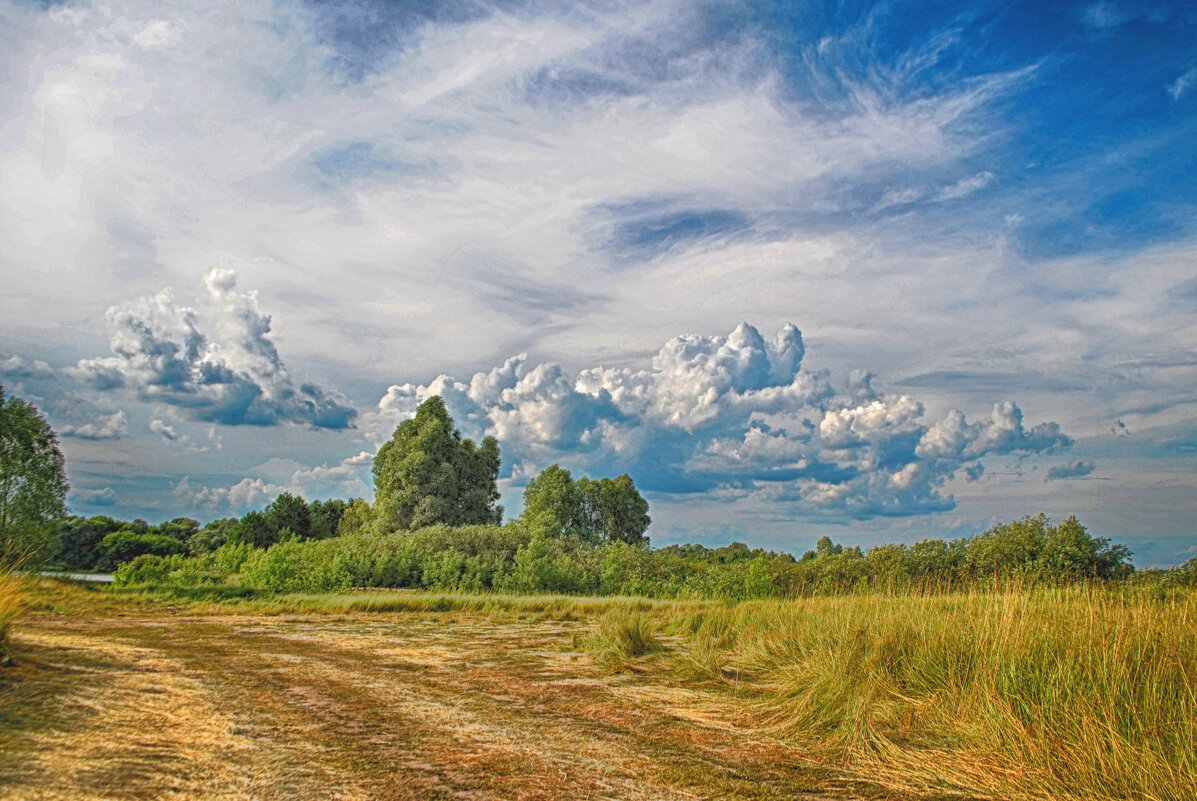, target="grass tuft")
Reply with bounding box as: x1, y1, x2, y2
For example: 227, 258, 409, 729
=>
588, 584, 1197, 801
